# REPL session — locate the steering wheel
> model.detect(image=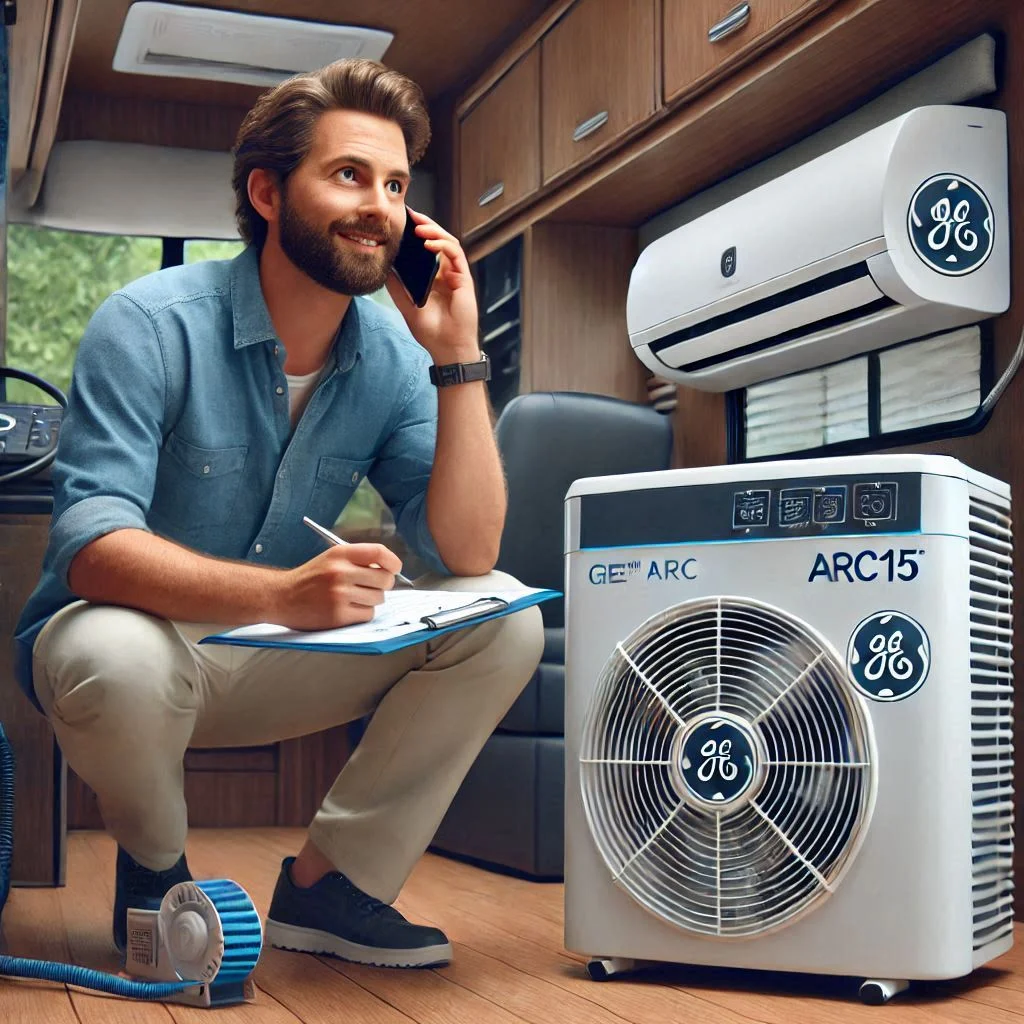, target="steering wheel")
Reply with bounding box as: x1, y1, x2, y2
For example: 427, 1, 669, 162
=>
0, 367, 68, 488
